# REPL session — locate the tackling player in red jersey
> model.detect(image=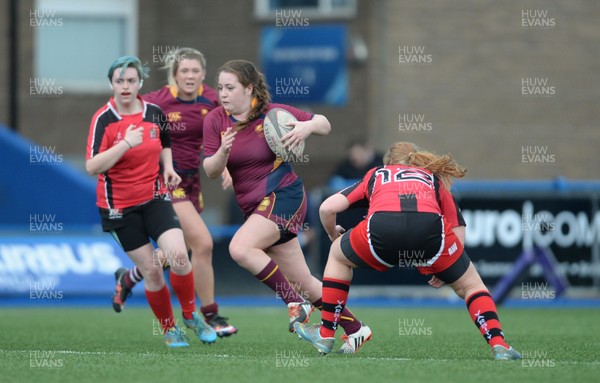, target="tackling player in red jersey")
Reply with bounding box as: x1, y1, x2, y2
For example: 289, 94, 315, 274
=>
110, 48, 237, 337
294, 142, 522, 360
203, 60, 370, 352
87, 56, 216, 347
